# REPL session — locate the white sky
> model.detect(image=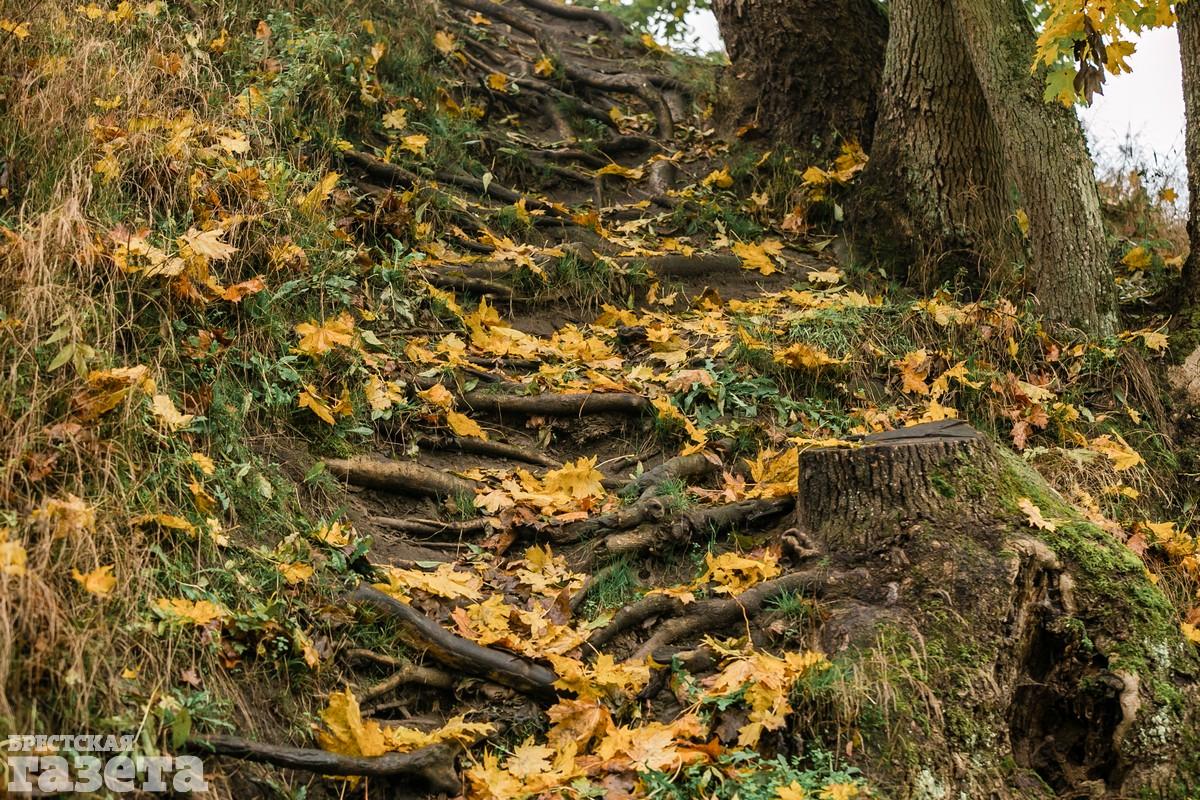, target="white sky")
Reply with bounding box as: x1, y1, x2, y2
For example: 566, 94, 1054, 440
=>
684, 11, 1188, 192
